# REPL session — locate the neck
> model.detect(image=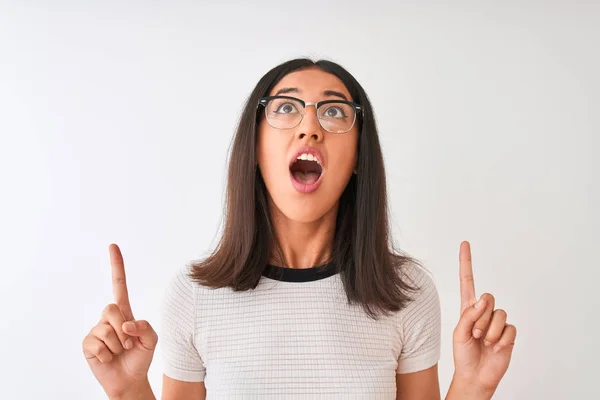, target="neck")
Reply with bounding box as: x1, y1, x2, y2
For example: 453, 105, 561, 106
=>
268, 199, 338, 270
